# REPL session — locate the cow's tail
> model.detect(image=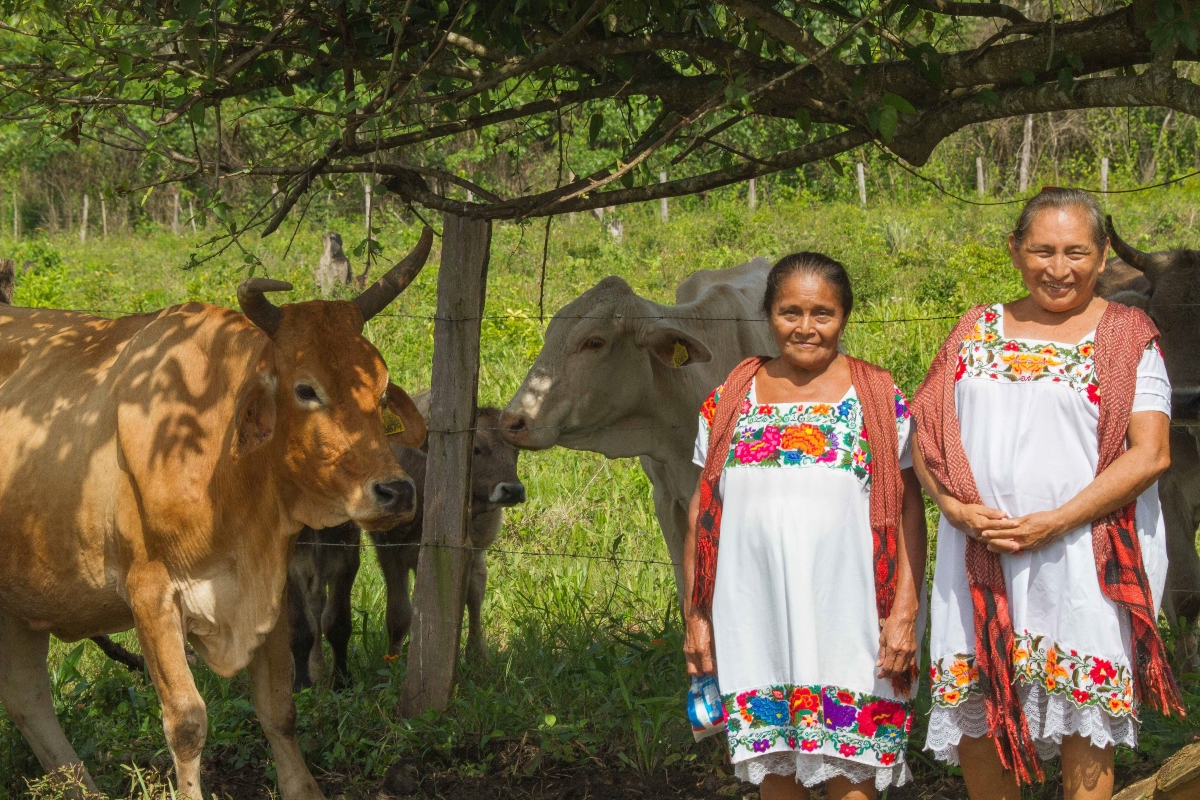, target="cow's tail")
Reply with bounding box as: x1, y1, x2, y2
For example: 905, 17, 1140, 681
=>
0, 258, 13, 305
90, 635, 146, 673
